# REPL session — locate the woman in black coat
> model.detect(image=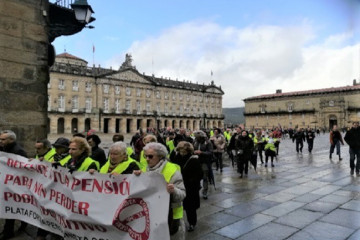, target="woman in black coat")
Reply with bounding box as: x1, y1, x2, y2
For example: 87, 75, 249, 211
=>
235, 130, 254, 178
170, 141, 203, 232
